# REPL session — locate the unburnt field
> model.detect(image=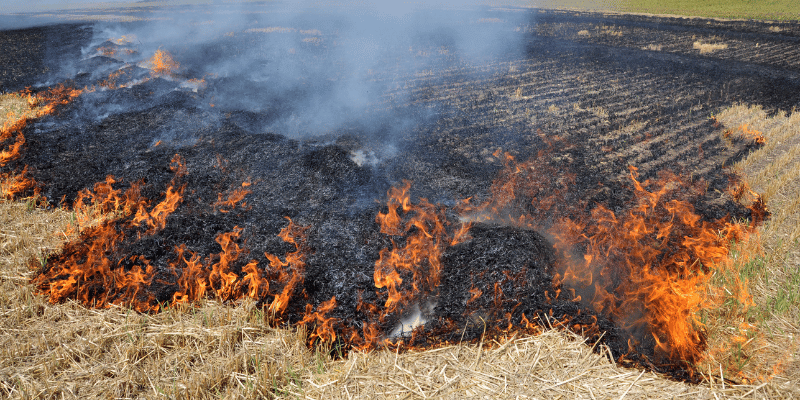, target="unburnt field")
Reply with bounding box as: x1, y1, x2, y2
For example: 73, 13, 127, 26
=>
1, 5, 799, 399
